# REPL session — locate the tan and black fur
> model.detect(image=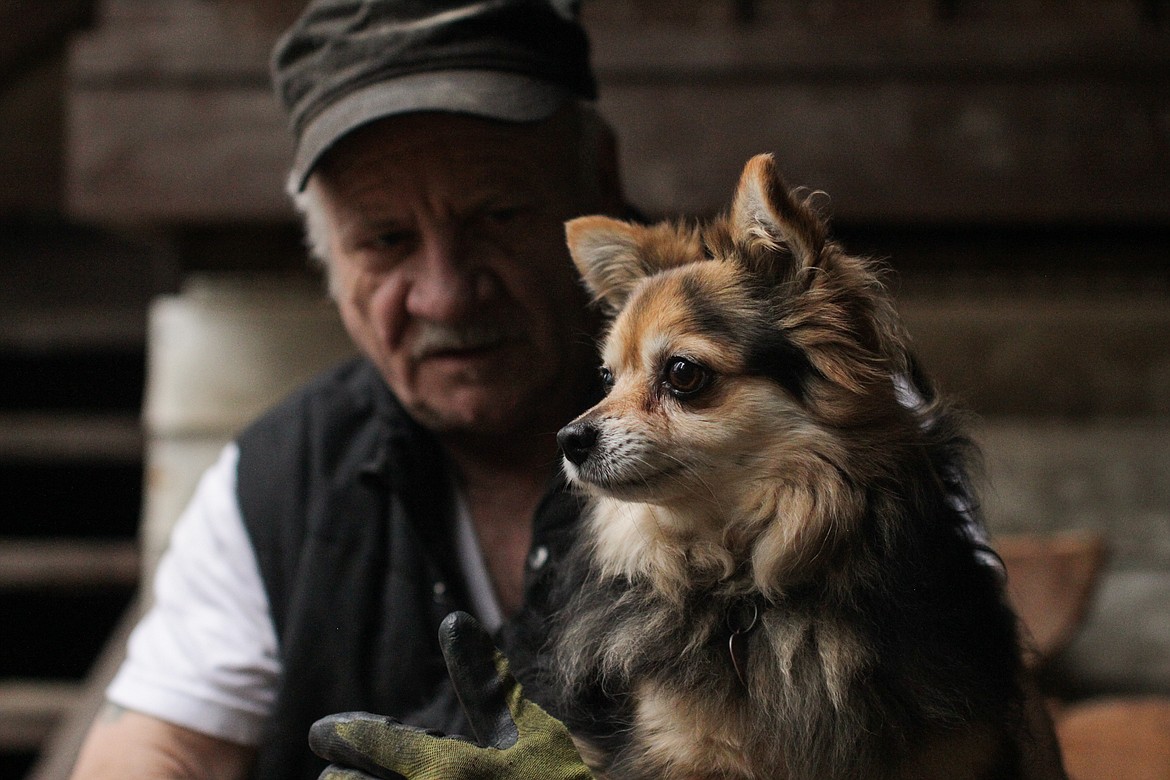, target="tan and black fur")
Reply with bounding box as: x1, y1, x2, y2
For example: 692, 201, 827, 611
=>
530, 155, 1029, 779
